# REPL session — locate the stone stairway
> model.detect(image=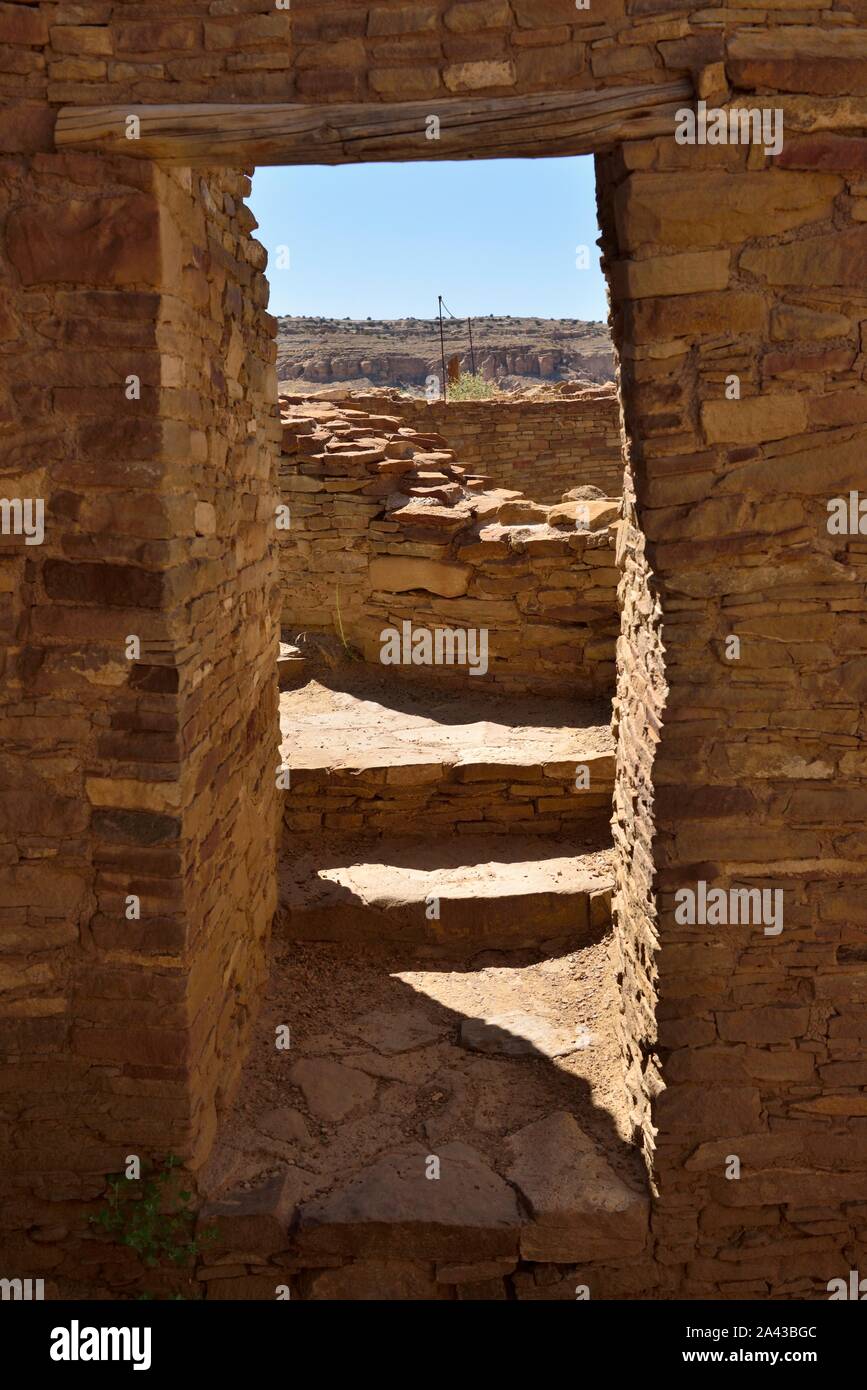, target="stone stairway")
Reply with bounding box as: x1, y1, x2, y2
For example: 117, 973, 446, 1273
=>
194, 666, 649, 1299
278, 673, 615, 948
